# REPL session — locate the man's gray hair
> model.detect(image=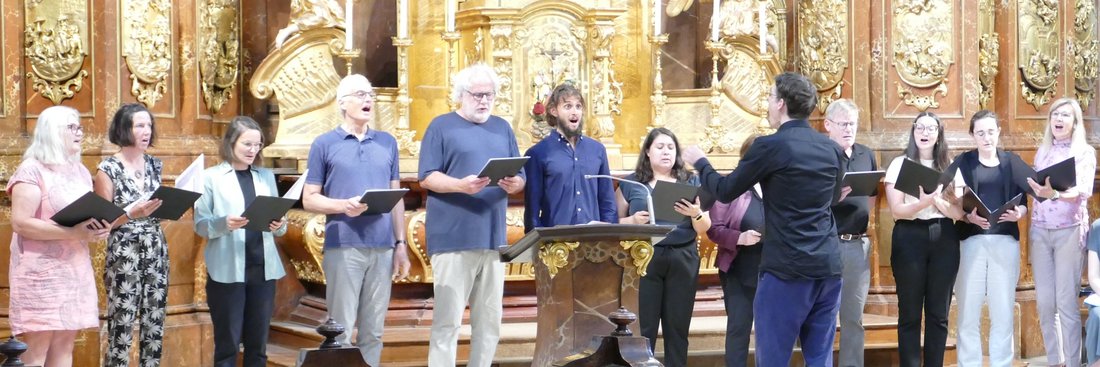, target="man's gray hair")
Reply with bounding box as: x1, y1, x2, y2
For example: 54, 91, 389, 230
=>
450, 63, 501, 104
335, 74, 372, 117
824, 99, 859, 121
